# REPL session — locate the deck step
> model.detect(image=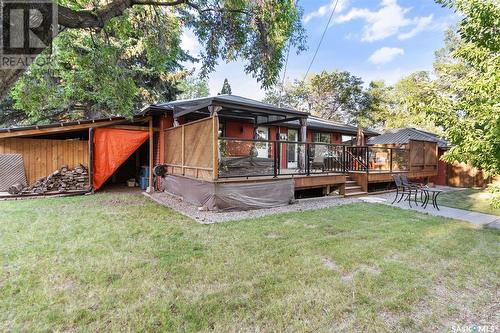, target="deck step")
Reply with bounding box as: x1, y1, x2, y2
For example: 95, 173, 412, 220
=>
344, 191, 368, 197
345, 180, 357, 185
345, 185, 362, 191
